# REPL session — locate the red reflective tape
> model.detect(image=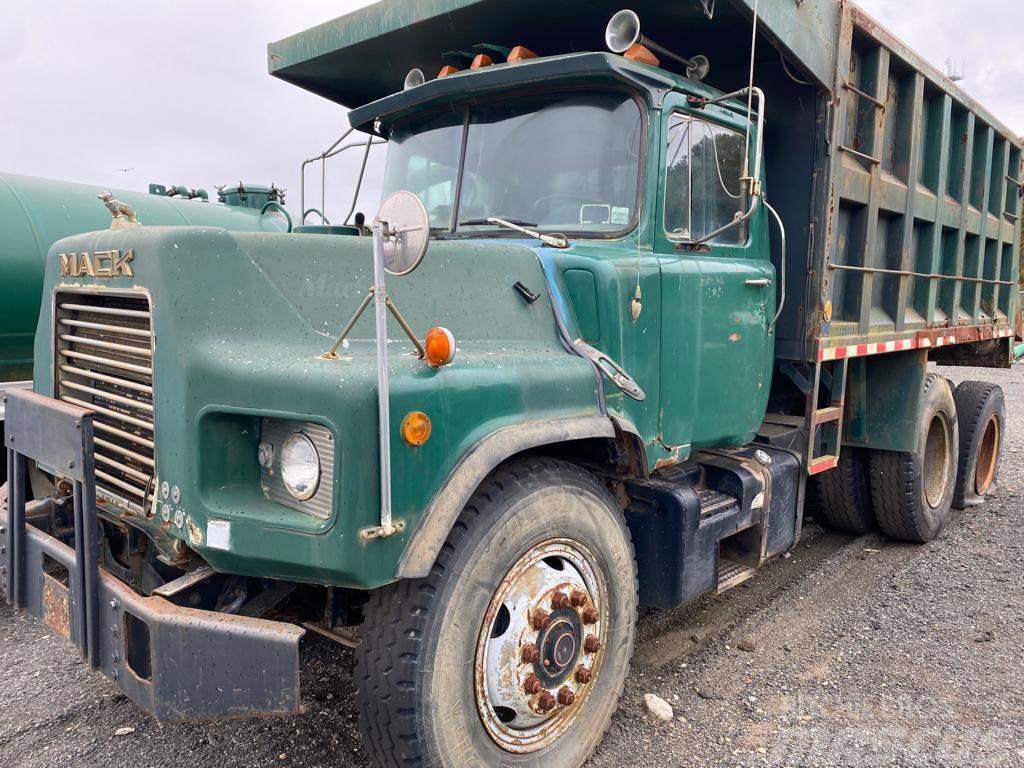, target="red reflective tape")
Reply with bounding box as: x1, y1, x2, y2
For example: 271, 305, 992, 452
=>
809, 456, 839, 474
